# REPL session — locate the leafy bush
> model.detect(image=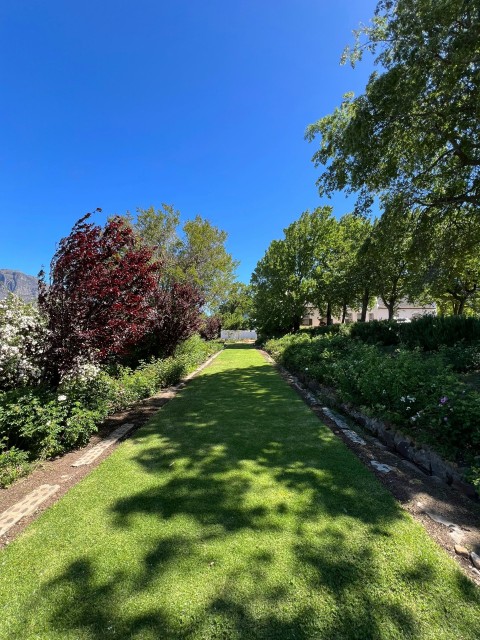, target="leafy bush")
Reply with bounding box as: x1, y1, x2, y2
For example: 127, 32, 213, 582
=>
200, 316, 222, 341
350, 320, 400, 345
266, 334, 480, 464
399, 315, 480, 351
0, 335, 221, 487
0, 295, 47, 390
0, 447, 30, 486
